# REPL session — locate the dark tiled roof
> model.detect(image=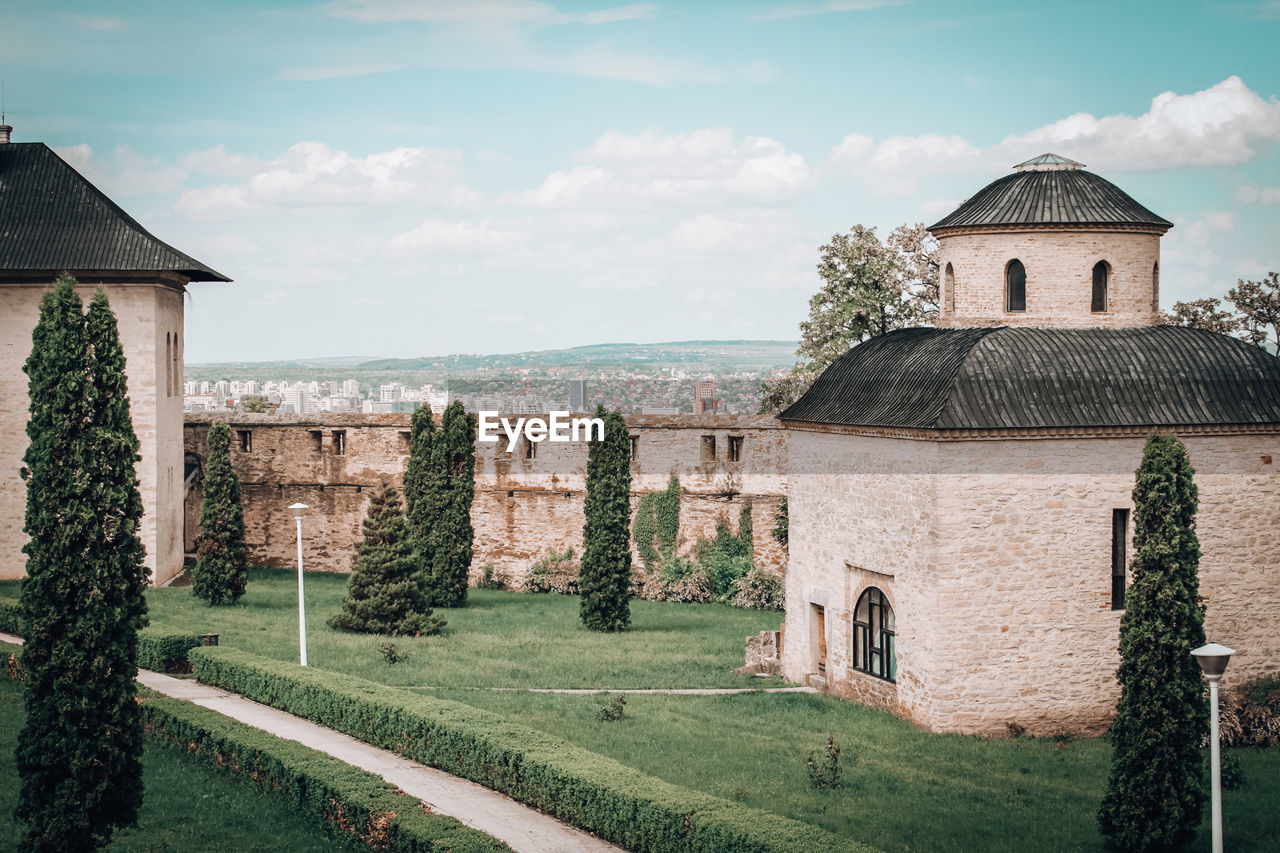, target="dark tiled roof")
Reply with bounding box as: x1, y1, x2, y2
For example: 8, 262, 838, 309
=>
0, 142, 229, 281
779, 326, 1280, 430
928, 167, 1173, 232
